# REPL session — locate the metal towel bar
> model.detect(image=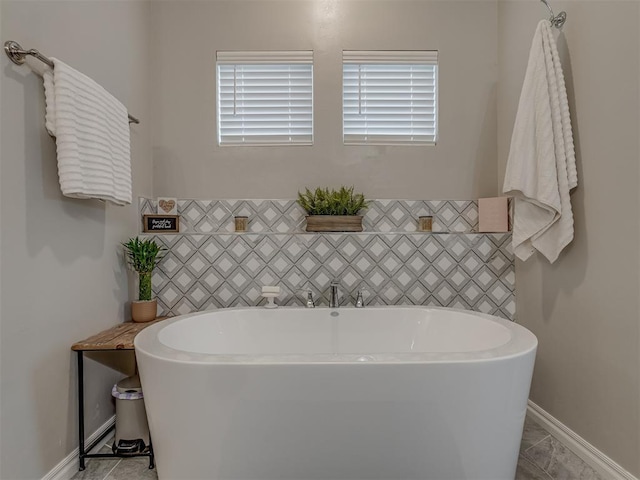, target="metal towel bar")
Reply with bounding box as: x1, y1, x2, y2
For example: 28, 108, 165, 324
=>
4, 40, 140, 124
